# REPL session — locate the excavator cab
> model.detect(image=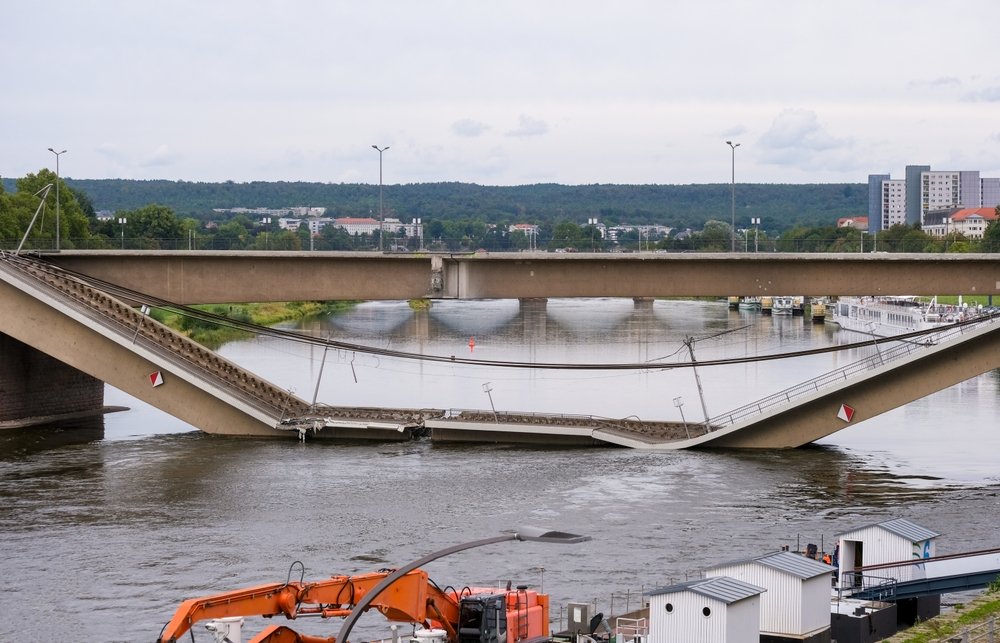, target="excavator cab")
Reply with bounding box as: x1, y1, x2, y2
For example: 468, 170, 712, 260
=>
458, 595, 508, 643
